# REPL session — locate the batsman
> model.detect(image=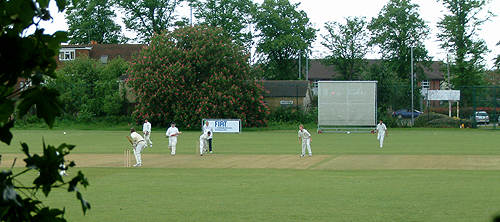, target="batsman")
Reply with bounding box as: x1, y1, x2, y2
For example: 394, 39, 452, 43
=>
128, 128, 146, 167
